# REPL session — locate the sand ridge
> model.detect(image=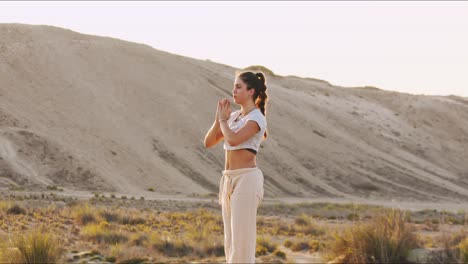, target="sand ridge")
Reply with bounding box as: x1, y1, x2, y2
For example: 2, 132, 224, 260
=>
0, 23, 467, 205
